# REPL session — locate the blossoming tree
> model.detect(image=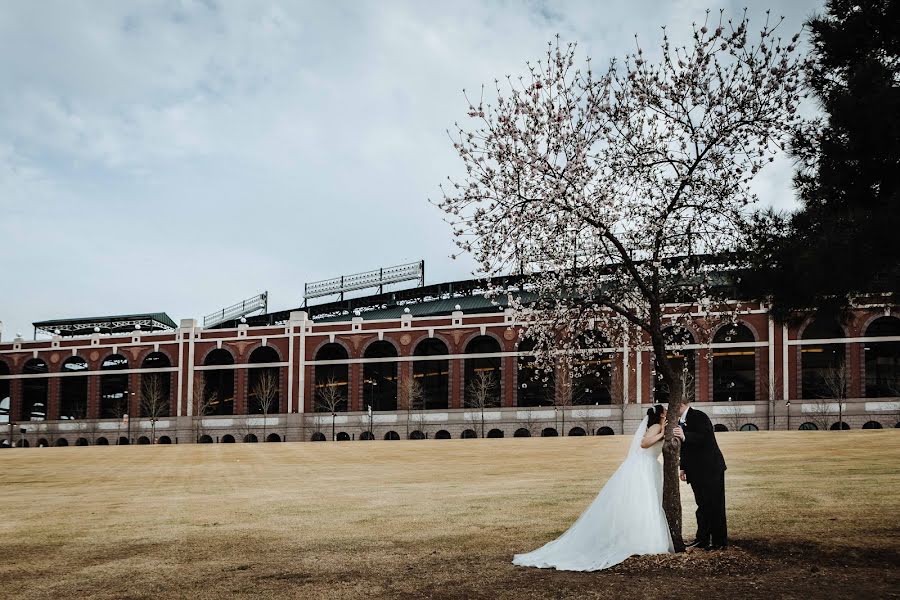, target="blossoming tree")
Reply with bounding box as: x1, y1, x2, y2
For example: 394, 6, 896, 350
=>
436, 11, 805, 549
